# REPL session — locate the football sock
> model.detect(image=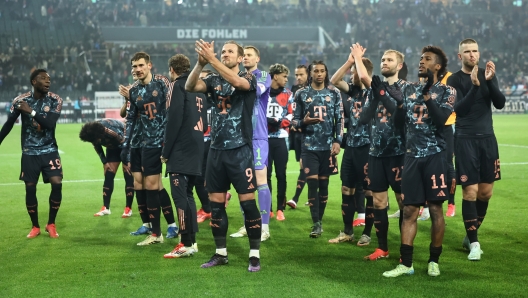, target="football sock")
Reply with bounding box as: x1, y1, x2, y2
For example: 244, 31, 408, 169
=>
399, 208, 404, 231
257, 184, 271, 225
136, 190, 149, 224
210, 201, 228, 249
476, 199, 489, 229
124, 170, 134, 208
25, 184, 39, 228
307, 178, 319, 223
48, 183, 62, 224
318, 179, 329, 221
102, 171, 115, 209
400, 244, 414, 267
354, 186, 366, 214
292, 169, 306, 203
146, 189, 161, 236
374, 208, 389, 251
241, 200, 262, 251
362, 195, 374, 237
195, 175, 210, 213
341, 192, 354, 235
159, 188, 175, 225
181, 233, 192, 247
428, 243, 443, 263
462, 200, 478, 243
